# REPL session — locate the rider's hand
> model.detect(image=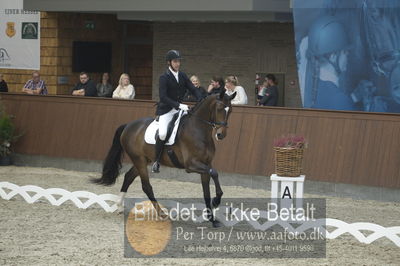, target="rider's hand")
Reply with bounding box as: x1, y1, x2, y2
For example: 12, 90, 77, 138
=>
179, 104, 189, 111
